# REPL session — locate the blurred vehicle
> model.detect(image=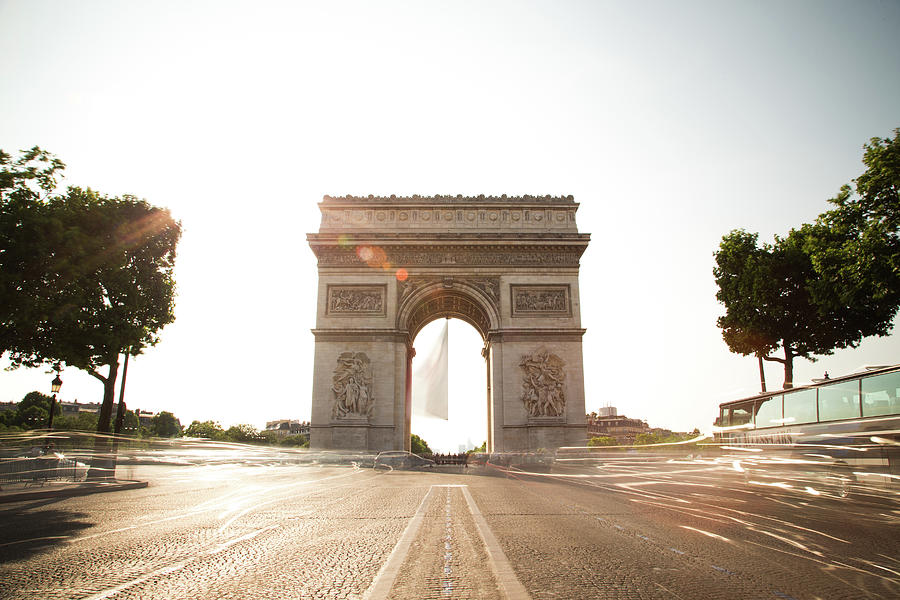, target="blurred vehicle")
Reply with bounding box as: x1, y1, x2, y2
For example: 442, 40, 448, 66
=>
714, 364, 900, 499
373, 451, 435, 470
